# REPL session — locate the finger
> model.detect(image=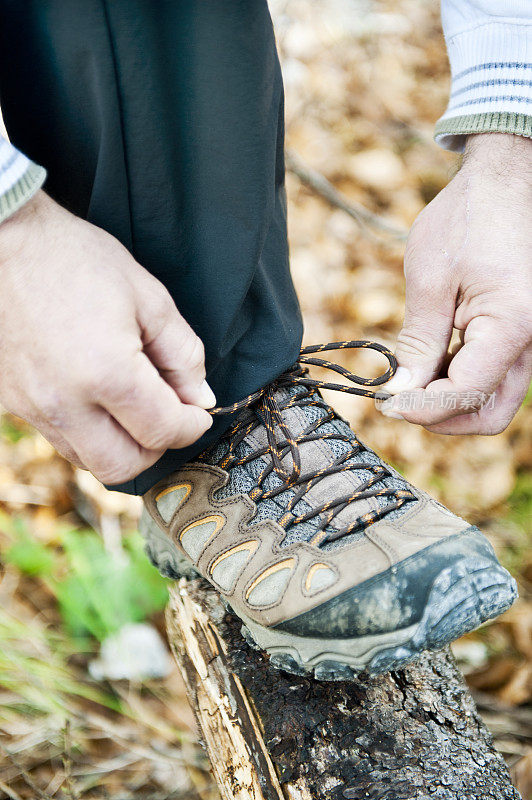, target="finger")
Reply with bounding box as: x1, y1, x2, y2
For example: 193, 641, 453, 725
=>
439, 329, 466, 376
60, 405, 166, 485
382, 316, 528, 426
386, 244, 456, 394
134, 280, 216, 408
424, 352, 531, 435
93, 352, 213, 451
